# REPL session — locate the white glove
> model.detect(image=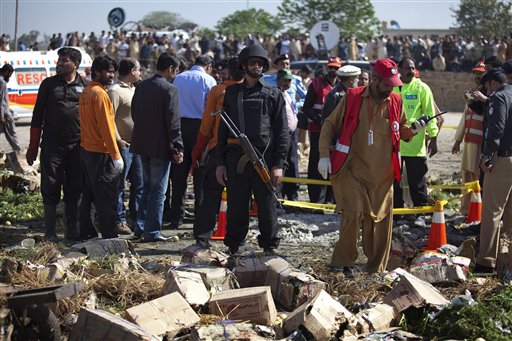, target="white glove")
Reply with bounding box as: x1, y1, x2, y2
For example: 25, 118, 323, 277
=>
411, 118, 428, 134
318, 158, 331, 179
113, 157, 124, 174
